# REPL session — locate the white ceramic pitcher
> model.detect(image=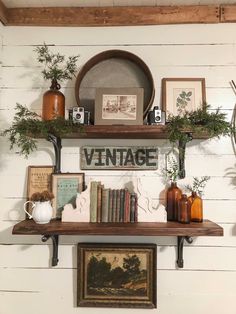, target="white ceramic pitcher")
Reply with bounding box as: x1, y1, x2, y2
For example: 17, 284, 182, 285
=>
24, 201, 53, 224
